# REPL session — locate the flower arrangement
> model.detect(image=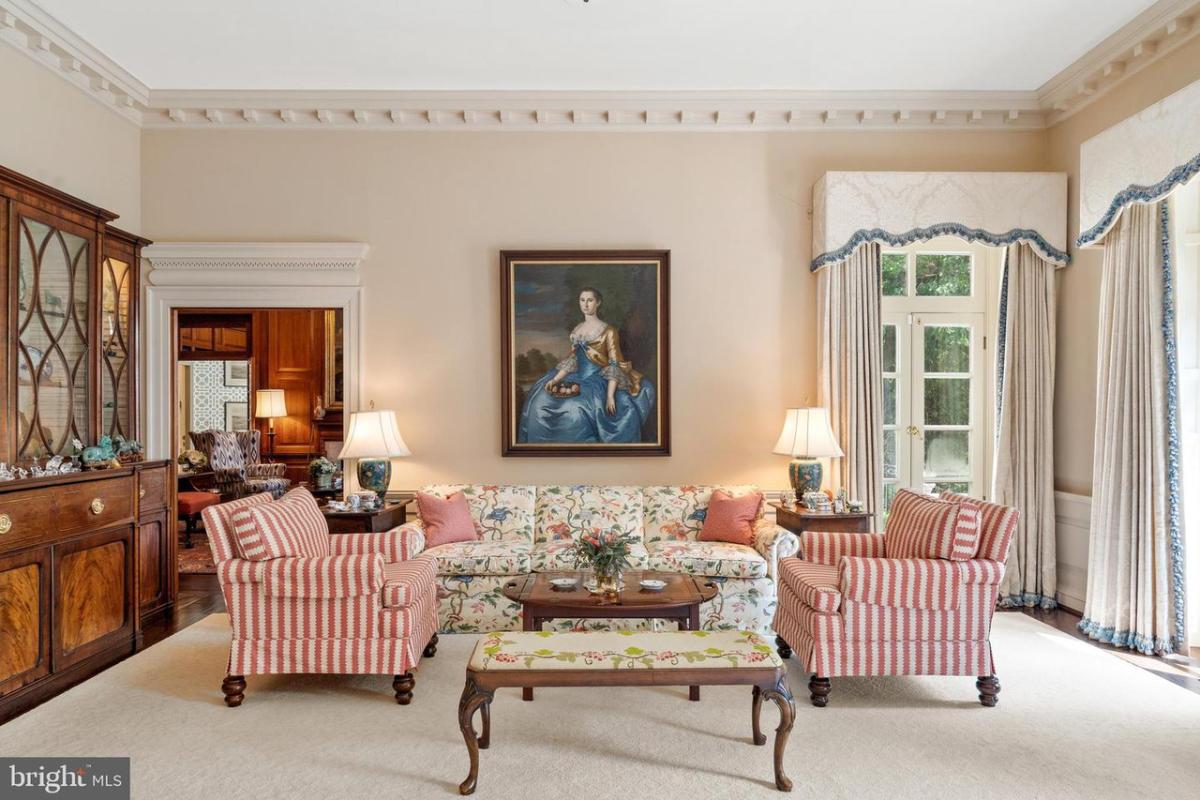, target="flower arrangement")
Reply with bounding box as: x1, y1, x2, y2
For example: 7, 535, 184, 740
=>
177, 448, 208, 471
571, 528, 635, 594
308, 456, 338, 489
